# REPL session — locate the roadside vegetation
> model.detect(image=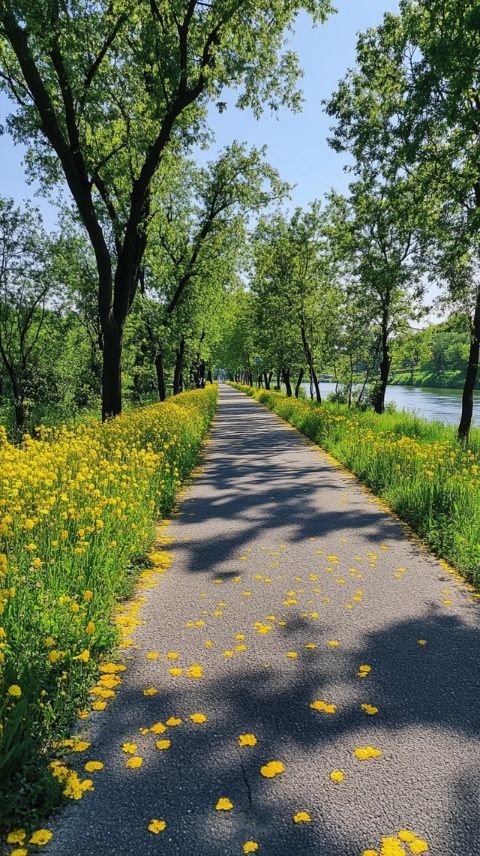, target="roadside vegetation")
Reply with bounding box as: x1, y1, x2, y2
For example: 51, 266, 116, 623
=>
1, 0, 480, 839
0, 386, 217, 829
232, 384, 480, 588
